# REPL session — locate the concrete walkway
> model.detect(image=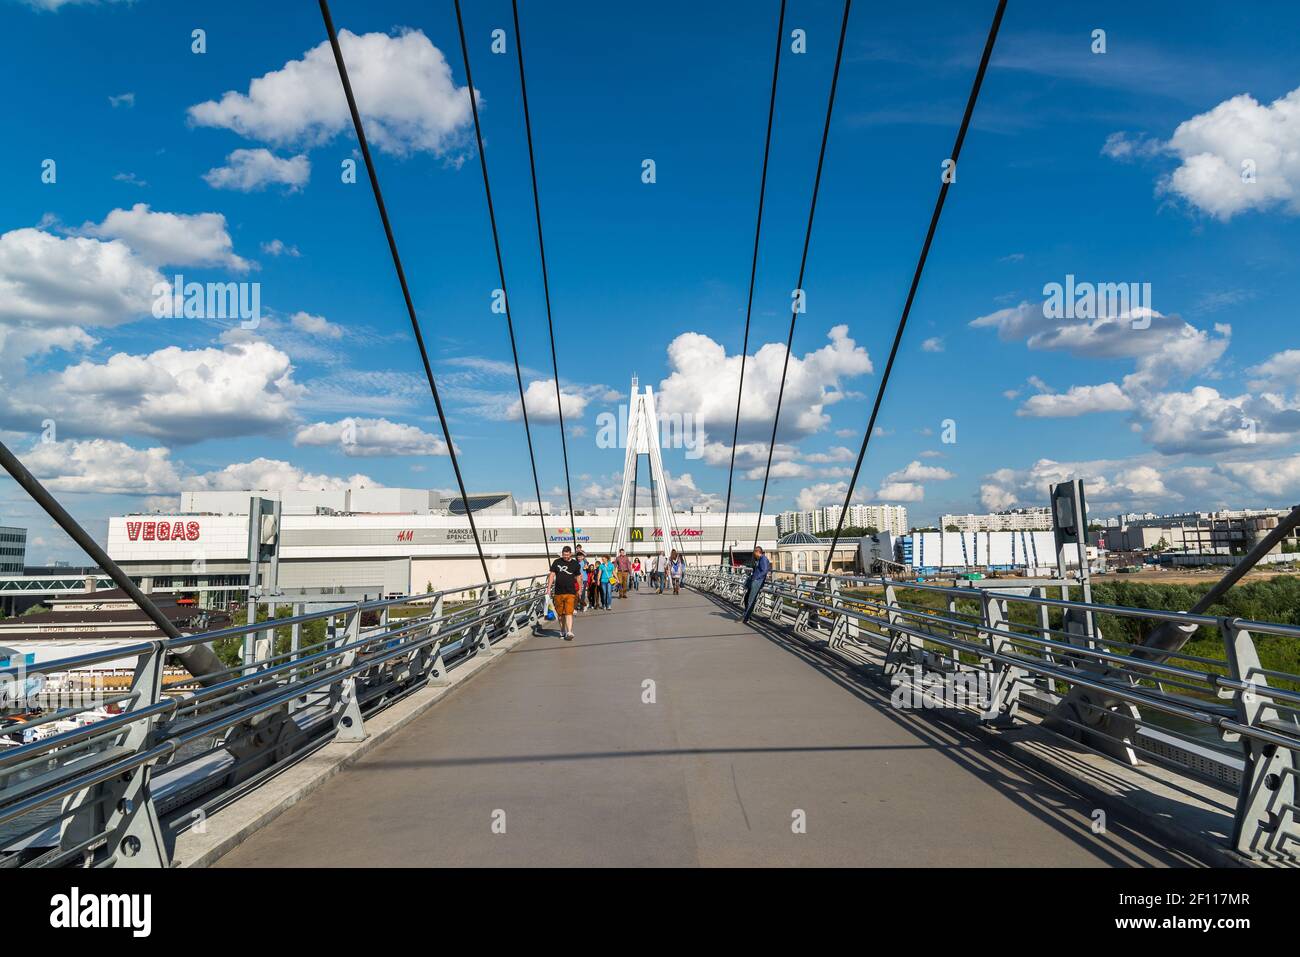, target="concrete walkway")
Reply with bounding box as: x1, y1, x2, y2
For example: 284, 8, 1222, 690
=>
216, 587, 1195, 867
